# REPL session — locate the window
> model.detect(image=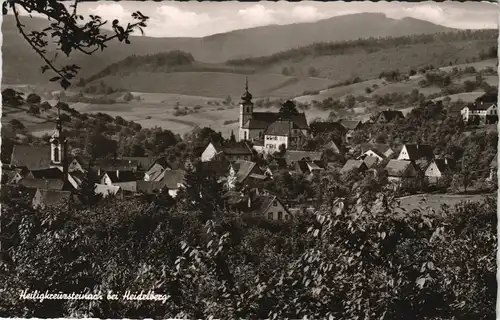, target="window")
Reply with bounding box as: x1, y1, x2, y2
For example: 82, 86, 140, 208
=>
284, 215, 289, 221
53, 147, 59, 162
278, 212, 283, 220
244, 131, 248, 140
273, 201, 277, 206
268, 212, 273, 220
